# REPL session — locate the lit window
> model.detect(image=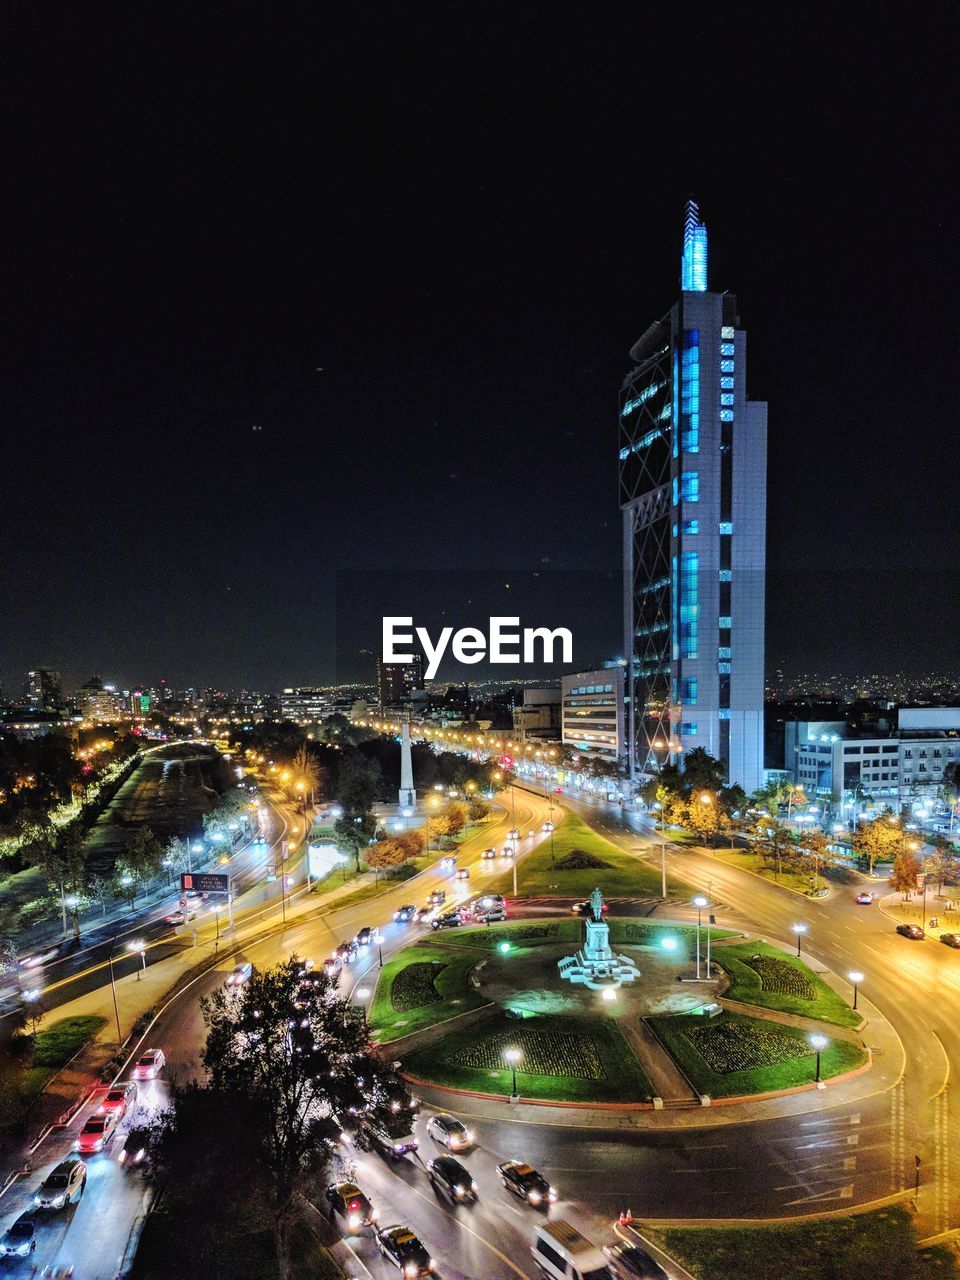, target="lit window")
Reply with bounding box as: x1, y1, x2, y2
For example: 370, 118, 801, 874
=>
719, 615, 732, 628
720, 377, 734, 389
682, 519, 698, 533
720, 342, 735, 356
720, 359, 734, 373
718, 646, 731, 658
681, 722, 698, 735
719, 521, 733, 535
718, 708, 731, 720
719, 569, 732, 582
720, 409, 734, 422
721, 326, 735, 339
718, 662, 731, 674
680, 472, 699, 502
720, 393, 734, 406
681, 677, 698, 703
